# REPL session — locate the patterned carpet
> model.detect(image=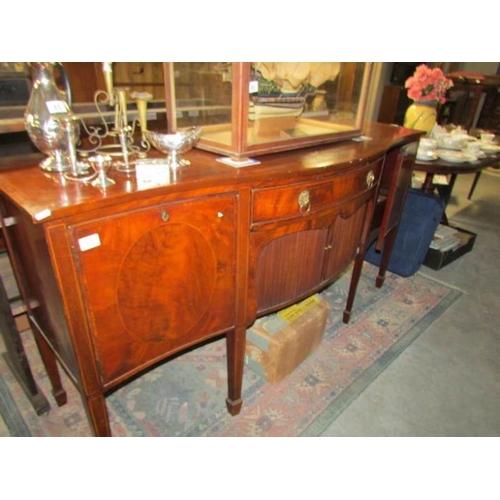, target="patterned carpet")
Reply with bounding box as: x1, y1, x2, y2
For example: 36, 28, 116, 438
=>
0, 263, 462, 437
